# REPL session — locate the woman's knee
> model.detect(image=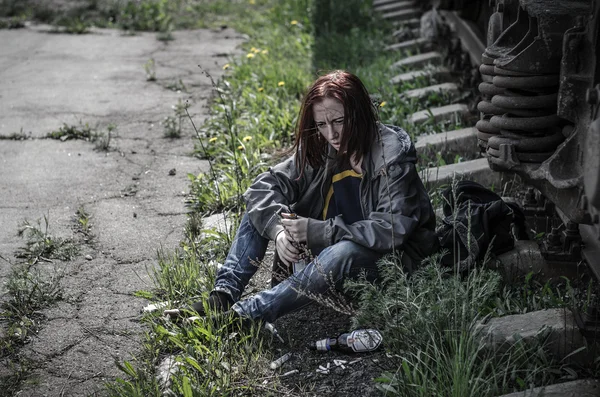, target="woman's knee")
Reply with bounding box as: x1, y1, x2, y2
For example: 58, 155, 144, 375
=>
315, 240, 380, 276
